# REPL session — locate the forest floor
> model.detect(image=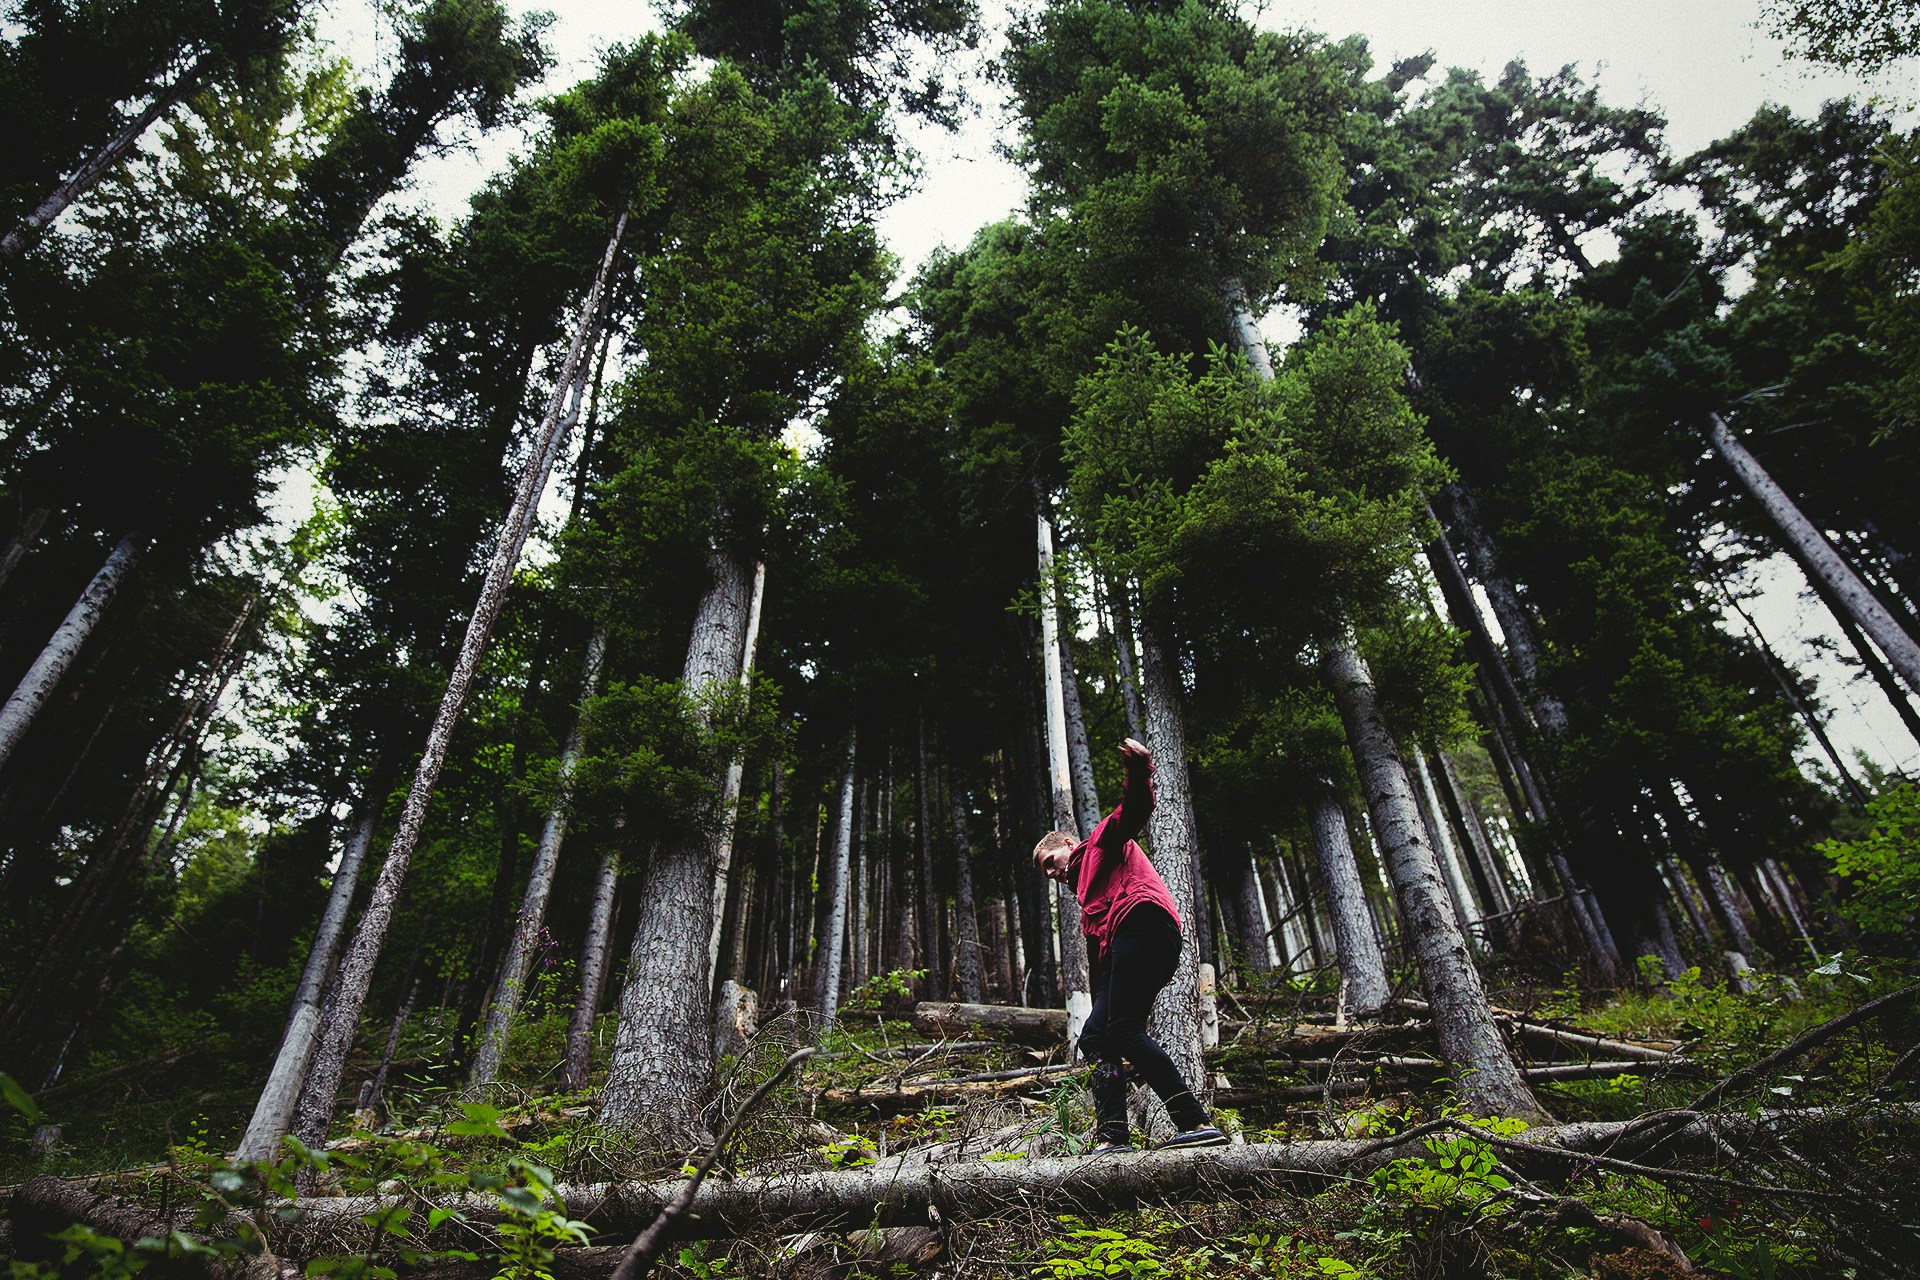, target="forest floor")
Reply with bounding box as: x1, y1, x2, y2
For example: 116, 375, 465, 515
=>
4, 959, 1919, 1280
